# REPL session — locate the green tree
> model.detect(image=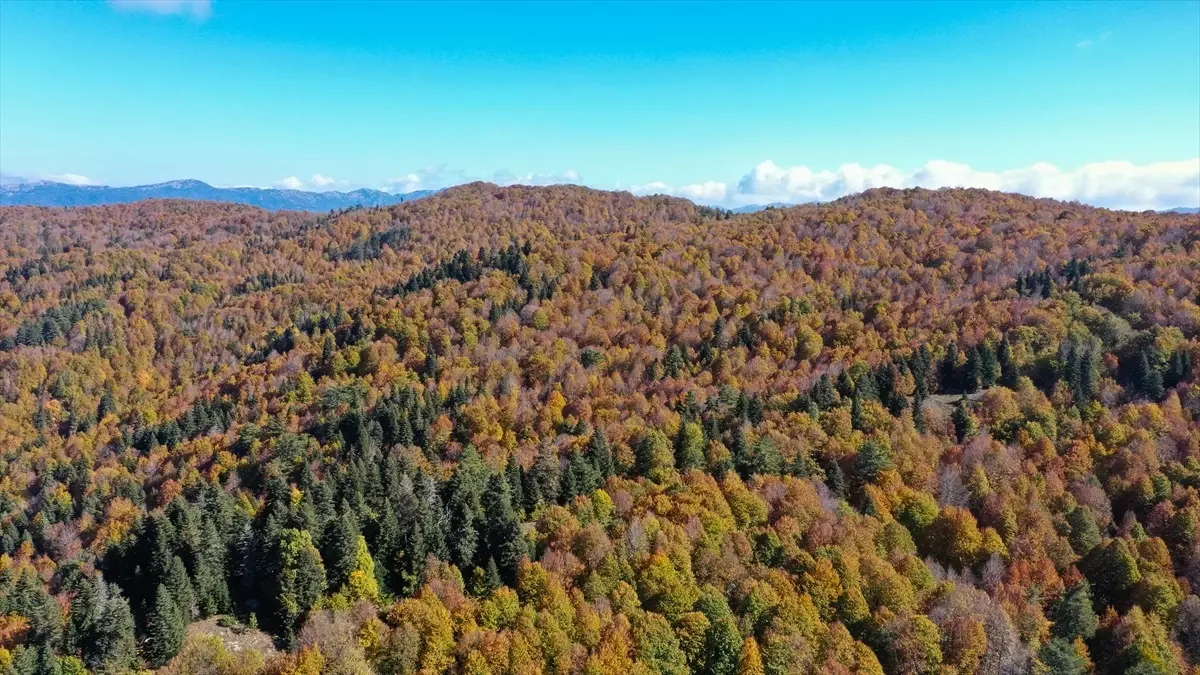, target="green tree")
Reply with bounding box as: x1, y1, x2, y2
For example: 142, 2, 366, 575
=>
952, 396, 978, 443
483, 472, 526, 586
998, 337, 1019, 388
1137, 350, 1165, 400
1067, 508, 1102, 555
147, 584, 186, 667
675, 421, 707, 472
1039, 637, 1089, 675
704, 615, 743, 675
164, 555, 196, 622
979, 343, 999, 387
636, 428, 676, 482
1051, 581, 1099, 641
276, 528, 326, 644
855, 438, 893, 485
322, 502, 361, 592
